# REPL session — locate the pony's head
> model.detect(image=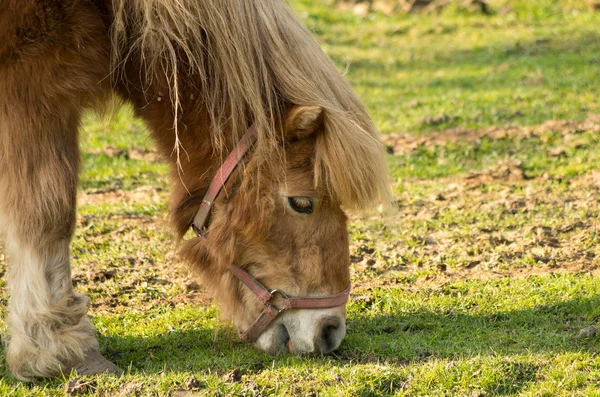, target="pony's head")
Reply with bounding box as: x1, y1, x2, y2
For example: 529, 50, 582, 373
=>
181, 105, 366, 353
